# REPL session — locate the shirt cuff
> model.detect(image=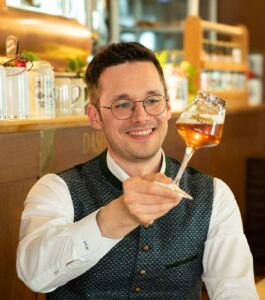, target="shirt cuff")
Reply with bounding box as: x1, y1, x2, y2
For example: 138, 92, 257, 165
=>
70, 209, 122, 261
